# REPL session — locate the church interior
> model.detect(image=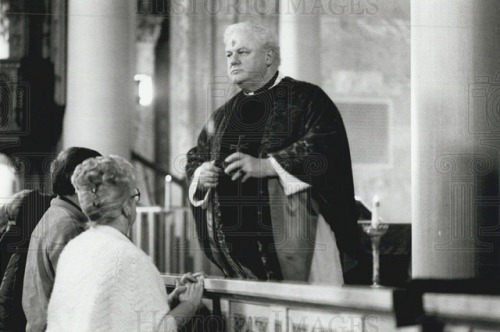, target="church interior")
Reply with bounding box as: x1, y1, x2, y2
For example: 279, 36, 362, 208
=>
0, 0, 499, 331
